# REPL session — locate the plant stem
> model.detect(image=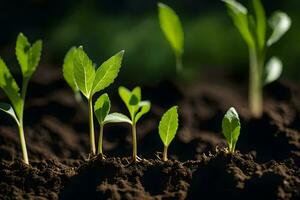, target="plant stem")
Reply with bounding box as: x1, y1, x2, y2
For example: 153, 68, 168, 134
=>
88, 98, 96, 154
163, 145, 168, 161
176, 55, 183, 73
249, 48, 263, 118
18, 123, 29, 165
97, 123, 104, 155
132, 123, 137, 162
